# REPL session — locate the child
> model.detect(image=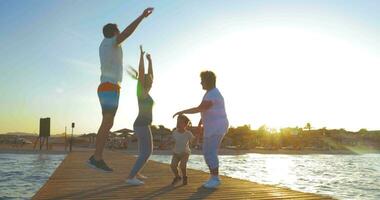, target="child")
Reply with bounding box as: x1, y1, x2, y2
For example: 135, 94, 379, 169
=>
170, 114, 194, 185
